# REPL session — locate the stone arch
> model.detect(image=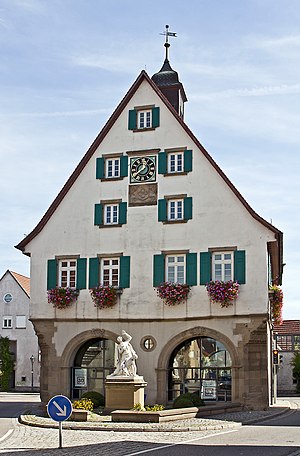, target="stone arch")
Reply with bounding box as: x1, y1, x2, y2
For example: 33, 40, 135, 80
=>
61, 328, 118, 367
156, 326, 241, 404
